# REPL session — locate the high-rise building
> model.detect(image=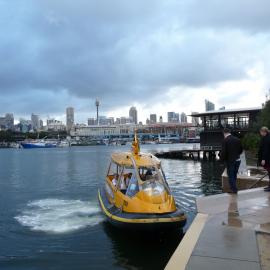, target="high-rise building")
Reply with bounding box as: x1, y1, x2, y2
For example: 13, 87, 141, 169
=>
66, 107, 74, 131
19, 119, 32, 133
175, 113, 180, 122
0, 113, 14, 130
167, 112, 179, 123
205, 100, 215, 111
129, 106, 138, 124
120, 116, 133, 125
167, 112, 174, 123
5, 113, 14, 130
96, 116, 114, 125
181, 112, 188, 123
191, 112, 199, 126
150, 114, 157, 124
88, 118, 96, 126
0, 116, 6, 130
39, 119, 43, 129
115, 118, 120, 125
107, 117, 114, 125
31, 113, 40, 131
159, 116, 163, 123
